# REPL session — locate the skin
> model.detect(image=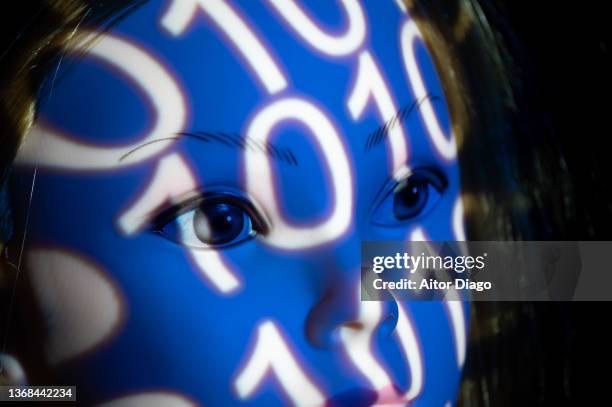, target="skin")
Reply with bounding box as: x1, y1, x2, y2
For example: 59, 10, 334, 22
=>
9, 1, 466, 406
